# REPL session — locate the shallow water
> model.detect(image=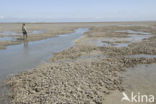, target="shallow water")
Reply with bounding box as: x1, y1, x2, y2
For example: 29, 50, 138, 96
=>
0, 28, 88, 103
97, 30, 152, 47
0, 30, 46, 42
0, 30, 46, 36
97, 40, 129, 47
0, 28, 88, 82
103, 64, 156, 104
122, 64, 156, 103
0, 31, 21, 36
31, 30, 46, 34
116, 30, 151, 35
0, 37, 16, 41
127, 54, 156, 58
117, 24, 150, 28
